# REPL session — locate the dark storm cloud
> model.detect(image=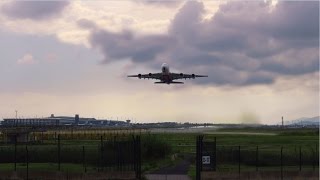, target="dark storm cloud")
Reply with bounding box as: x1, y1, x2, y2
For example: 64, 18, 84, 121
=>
1, 1, 69, 20
190, 65, 275, 86
261, 48, 320, 75
262, 60, 319, 75
268, 1, 319, 39
87, 27, 174, 63
82, 1, 319, 86
209, 1, 319, 51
